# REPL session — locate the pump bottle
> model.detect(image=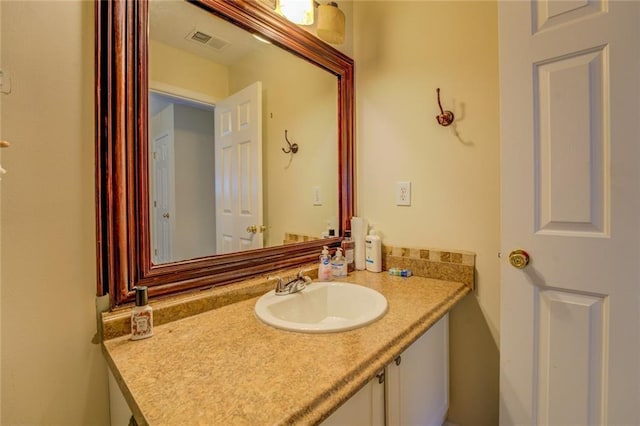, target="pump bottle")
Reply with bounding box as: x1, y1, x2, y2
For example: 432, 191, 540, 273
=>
318, 246, 333, 281
365, 229, 382, 273
331, 247, 347, 278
